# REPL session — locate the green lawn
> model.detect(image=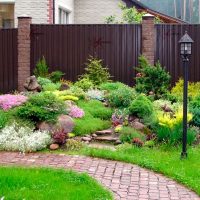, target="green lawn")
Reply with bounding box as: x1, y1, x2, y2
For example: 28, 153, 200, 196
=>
50, 144, 200, 196
0, 167, 112, 200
